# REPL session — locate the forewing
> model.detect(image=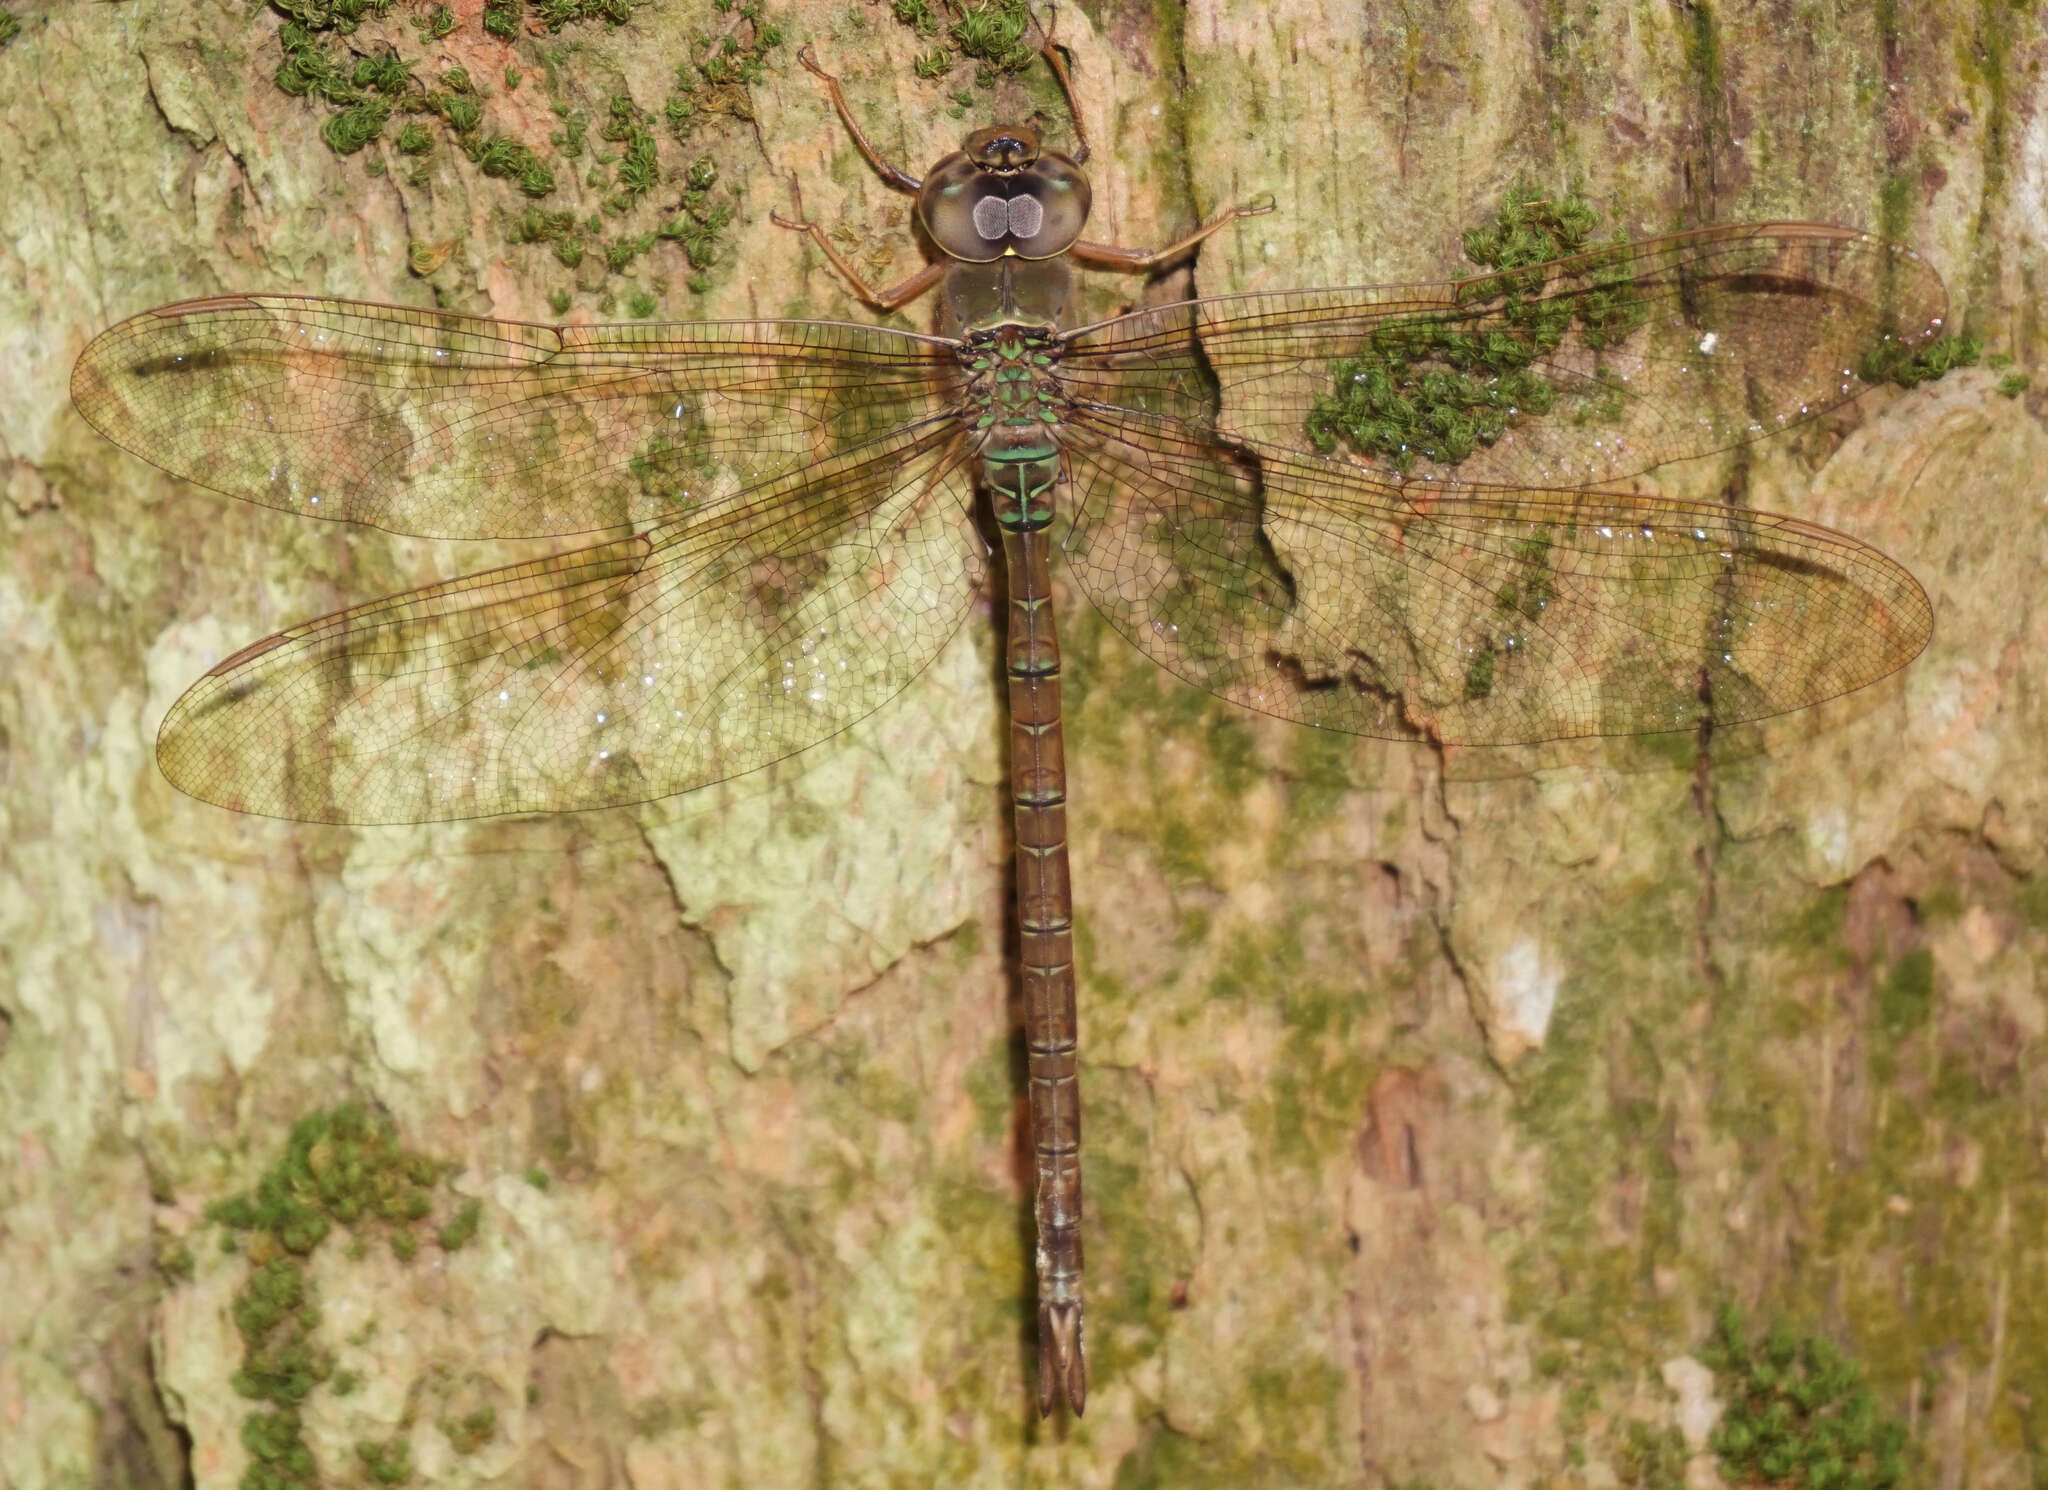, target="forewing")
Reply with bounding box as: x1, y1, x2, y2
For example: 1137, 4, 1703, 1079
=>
72, 294, 956, 538
1059, 224, 1949, 488
1059, 405, 1931, 744
156, 419, 983, 822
